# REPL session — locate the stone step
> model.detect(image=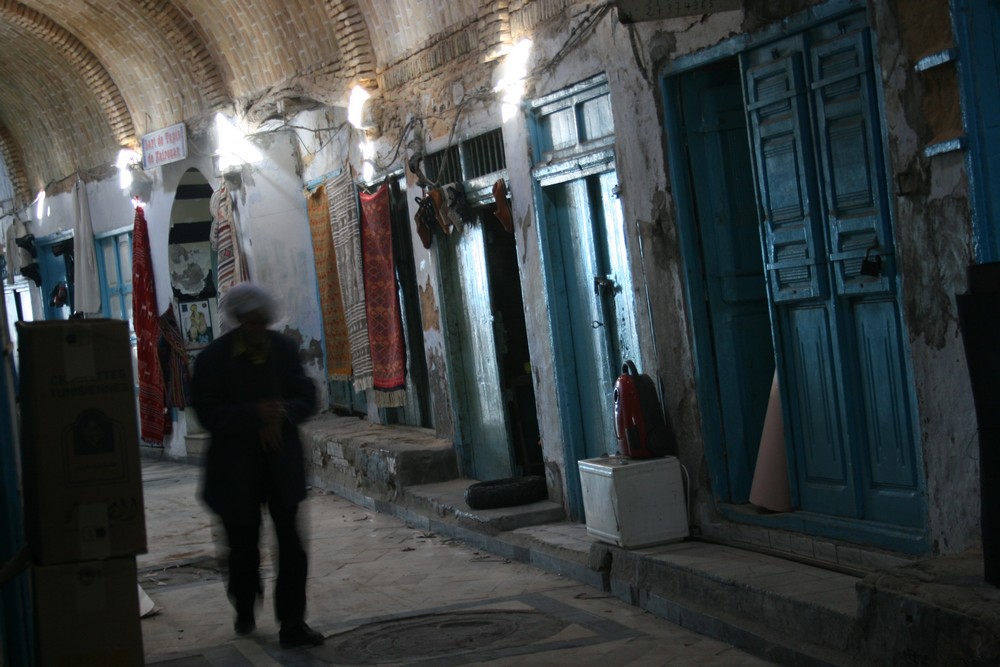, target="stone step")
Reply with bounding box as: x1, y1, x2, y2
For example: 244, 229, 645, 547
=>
301, 414, 459, 501
594, 539, 861, 666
